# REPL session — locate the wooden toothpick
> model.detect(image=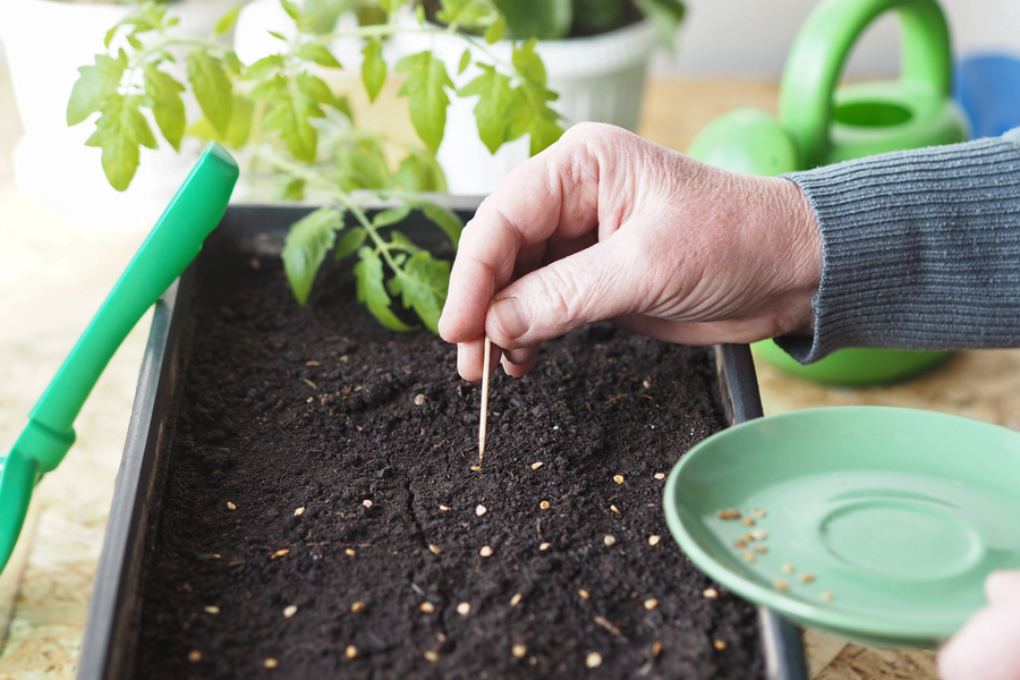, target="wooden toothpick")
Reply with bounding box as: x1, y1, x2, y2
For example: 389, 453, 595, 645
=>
479, 335, 492, 466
